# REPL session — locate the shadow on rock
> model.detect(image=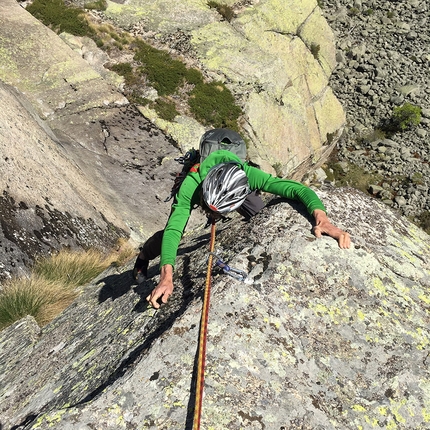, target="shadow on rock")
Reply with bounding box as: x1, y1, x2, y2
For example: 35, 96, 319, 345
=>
177, 231, 212, 257
97, 263, 159, 304
266, 197, 316, 225
97, 271, 134, 302
75, 255, 200, 408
